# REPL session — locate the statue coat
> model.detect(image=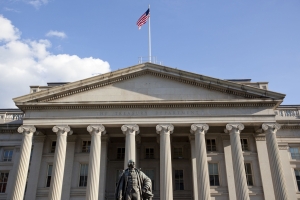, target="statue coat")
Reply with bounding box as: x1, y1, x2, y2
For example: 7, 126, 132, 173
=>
115, 168, 153, 200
